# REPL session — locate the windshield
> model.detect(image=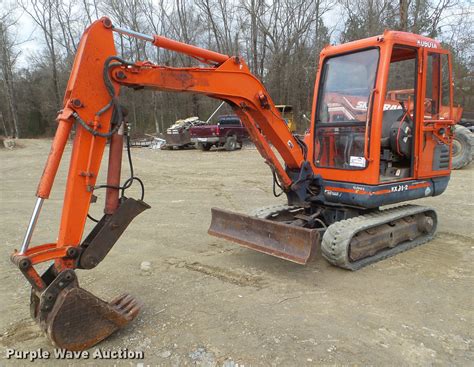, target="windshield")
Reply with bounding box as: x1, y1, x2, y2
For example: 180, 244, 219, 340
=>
316, 48, 379, 124
314, 48, 379, 170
